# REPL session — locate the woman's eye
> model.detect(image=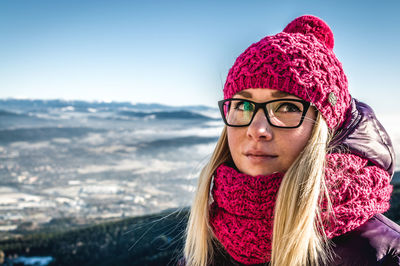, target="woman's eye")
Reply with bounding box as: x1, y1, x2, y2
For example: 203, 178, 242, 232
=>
234, 101, 253, 111
275, 102, 301, 113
